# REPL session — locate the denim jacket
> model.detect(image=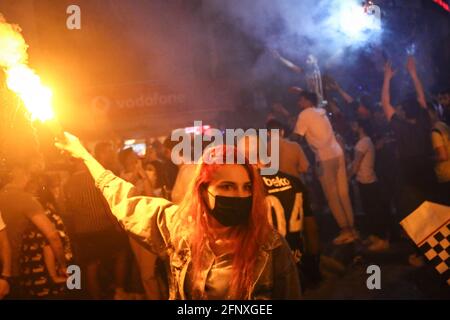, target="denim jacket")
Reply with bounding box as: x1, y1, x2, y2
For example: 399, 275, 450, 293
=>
96, 170, 301, 300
